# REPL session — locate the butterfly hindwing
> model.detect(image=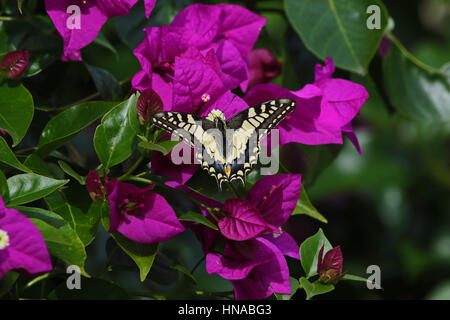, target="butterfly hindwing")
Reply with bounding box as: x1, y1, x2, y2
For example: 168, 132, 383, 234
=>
224, 98, 297, 183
